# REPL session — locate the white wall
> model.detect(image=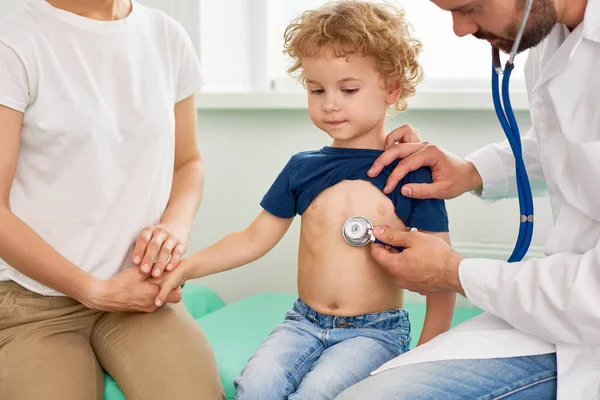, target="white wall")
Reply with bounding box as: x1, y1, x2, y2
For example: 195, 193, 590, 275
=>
191, 109, 552, 304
